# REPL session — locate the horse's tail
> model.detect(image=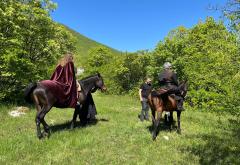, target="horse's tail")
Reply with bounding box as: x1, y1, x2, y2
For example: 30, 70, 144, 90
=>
24, 82, 37, 103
